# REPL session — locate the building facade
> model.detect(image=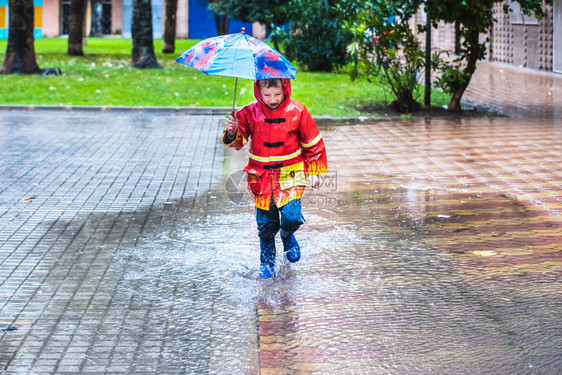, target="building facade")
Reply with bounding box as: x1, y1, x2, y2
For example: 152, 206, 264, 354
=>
1, 0, 45, 39
415, 1, 561, 74
1, 0, 256, 40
